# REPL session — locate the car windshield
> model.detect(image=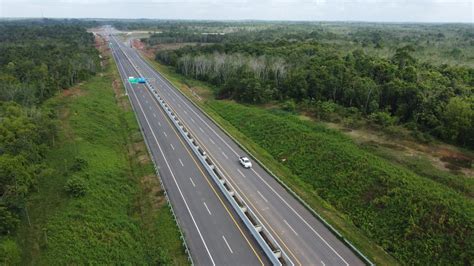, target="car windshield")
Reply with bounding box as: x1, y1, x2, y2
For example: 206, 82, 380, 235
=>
243, 158, 249, 162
